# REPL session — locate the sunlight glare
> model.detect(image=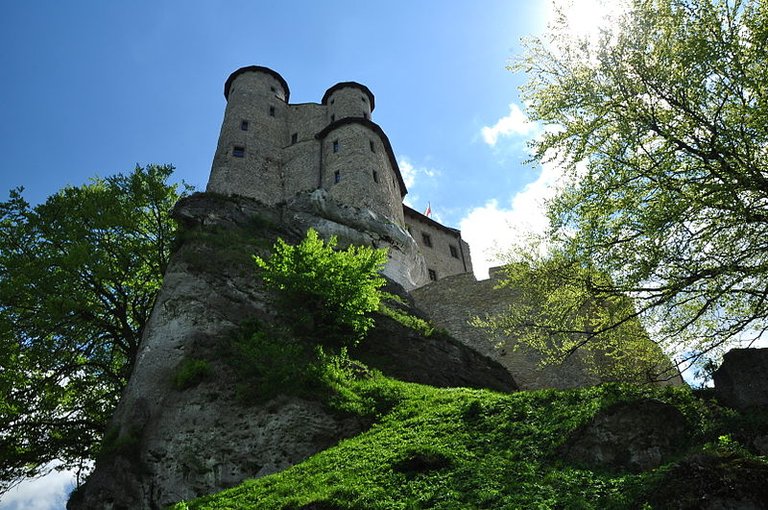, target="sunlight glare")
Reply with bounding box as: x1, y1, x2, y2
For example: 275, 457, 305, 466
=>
547, 0, 619, 41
